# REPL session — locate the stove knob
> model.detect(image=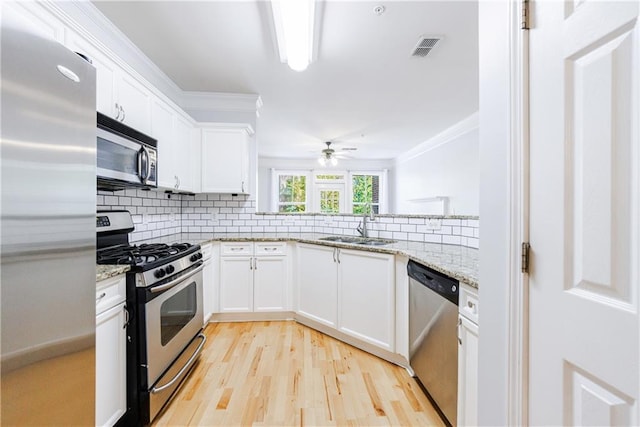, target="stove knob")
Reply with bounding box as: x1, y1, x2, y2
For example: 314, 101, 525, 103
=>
190, 254, 198, 262
197, 252, 203, 259
154, 269, 166, 279
166, 265, 175, 274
